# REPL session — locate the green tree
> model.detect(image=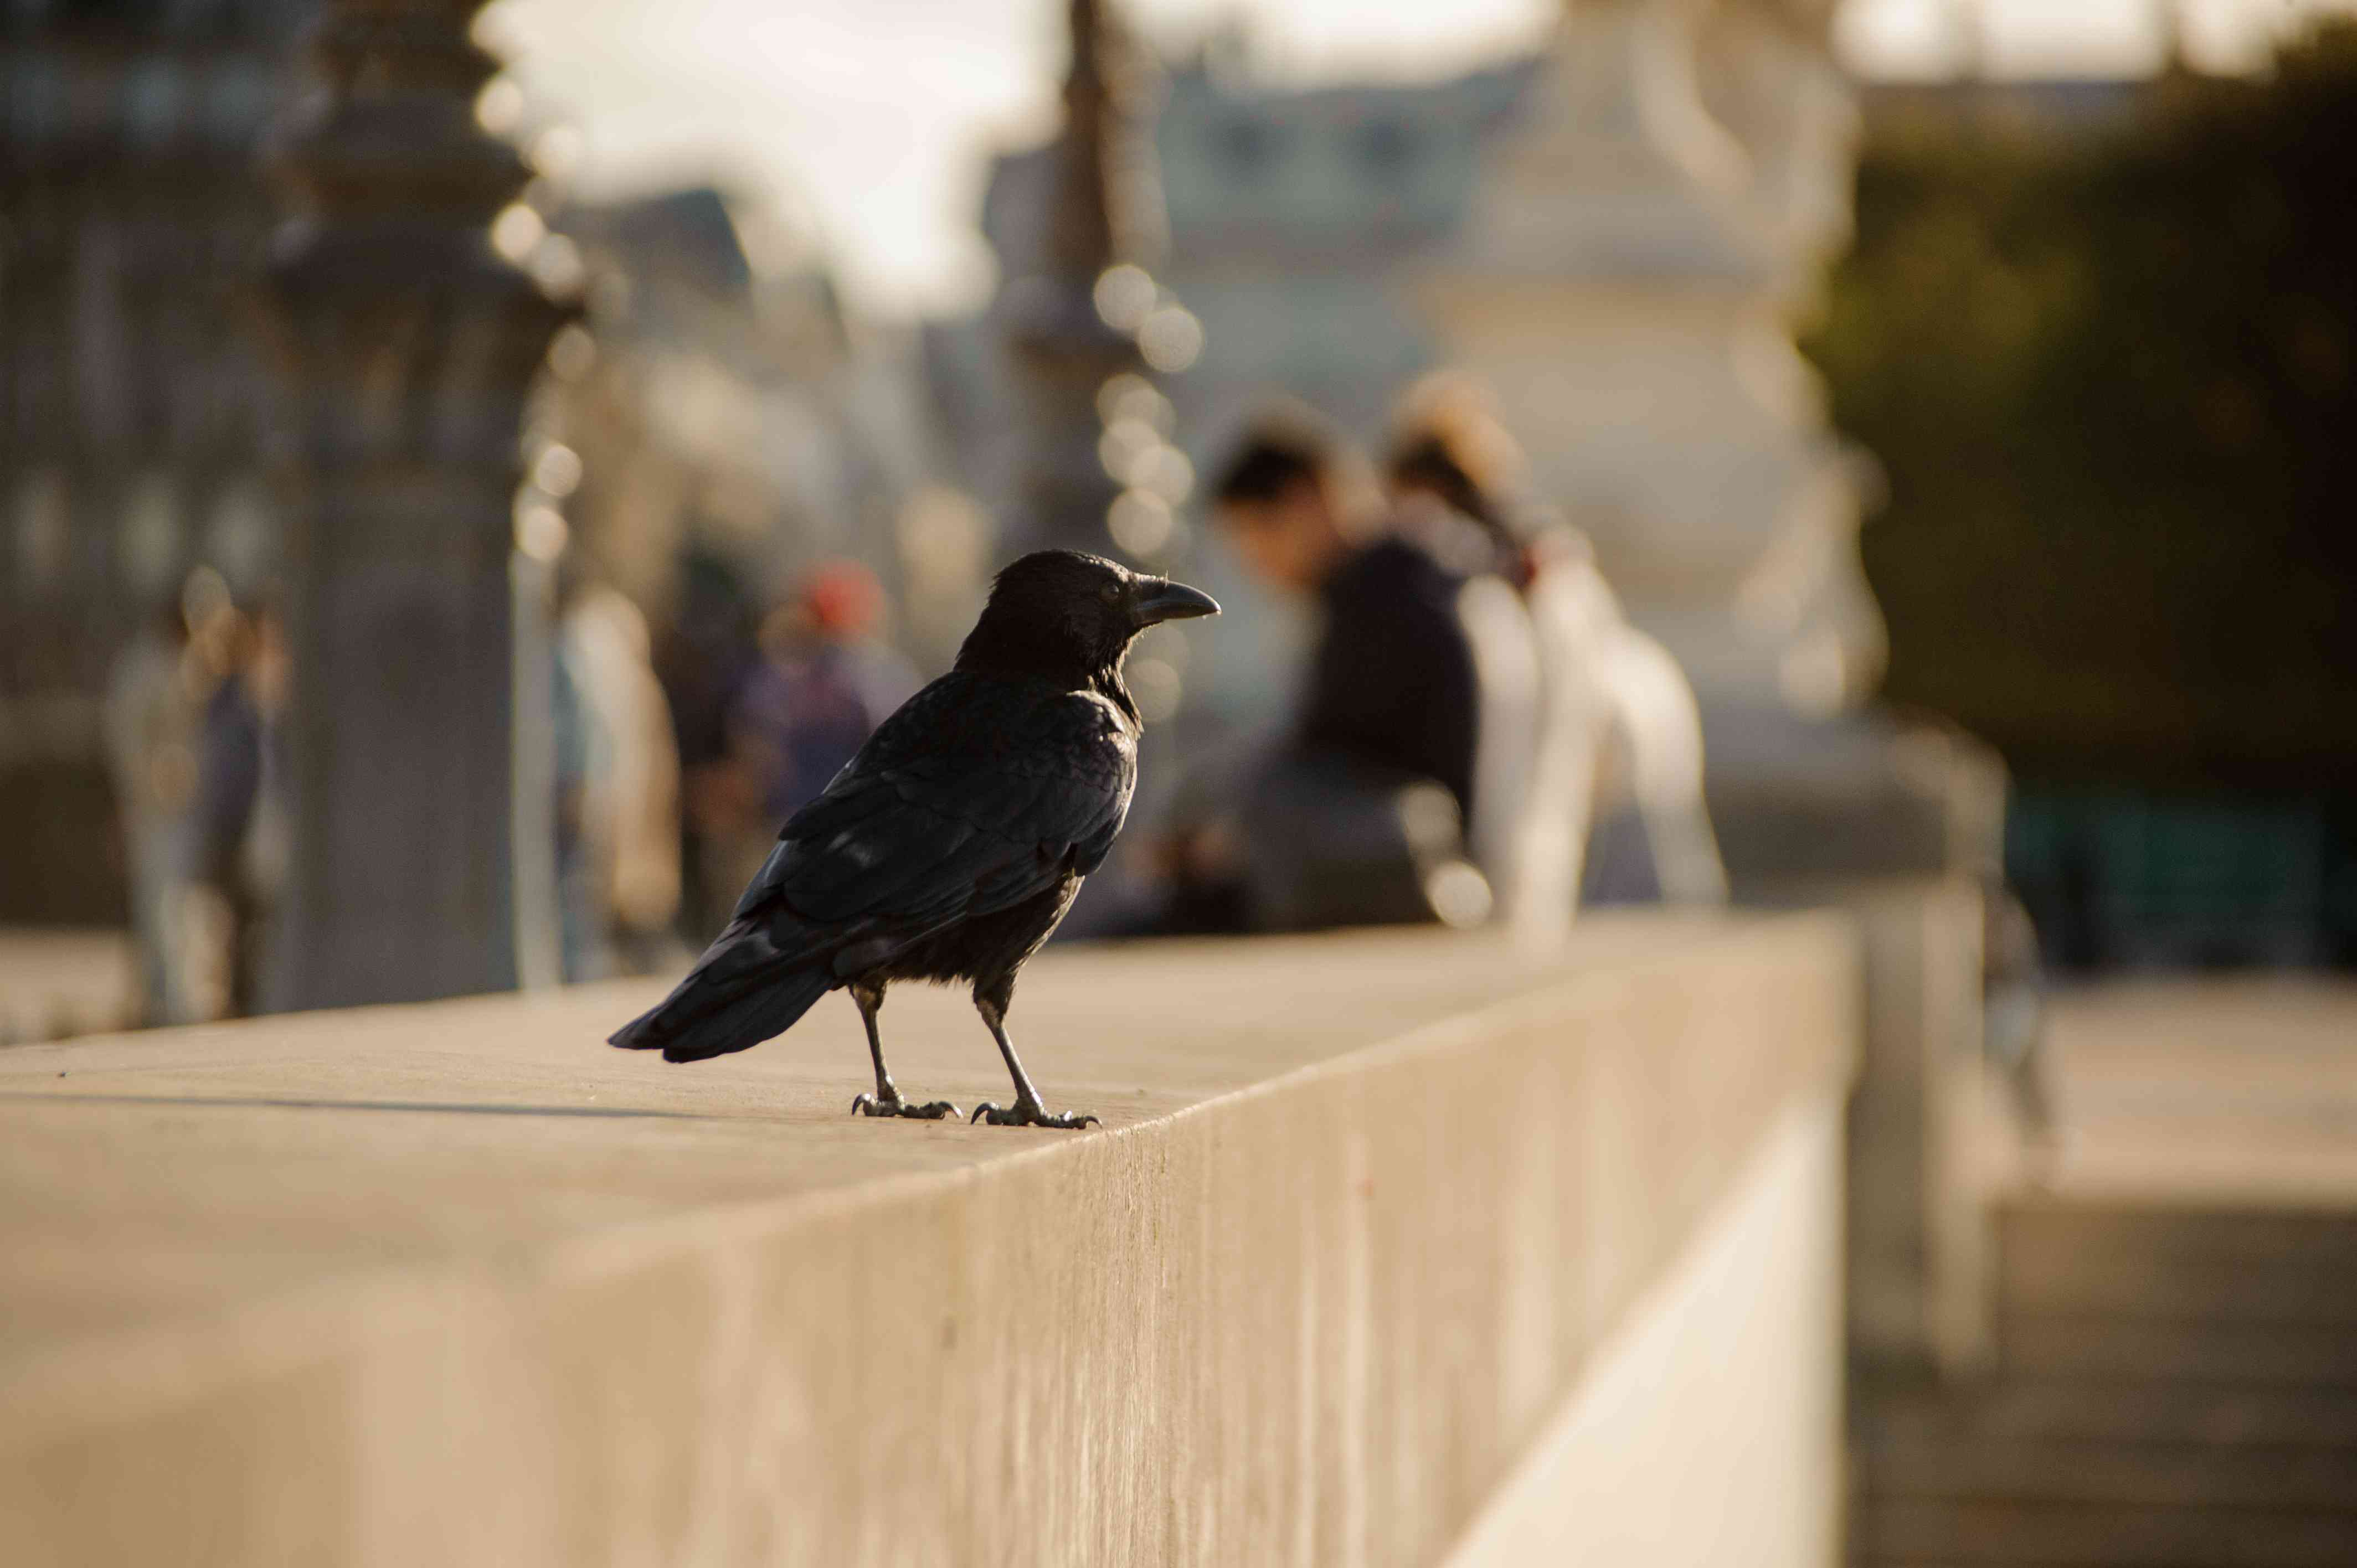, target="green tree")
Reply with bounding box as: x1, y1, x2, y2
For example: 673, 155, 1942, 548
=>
1805, 22, 2357, 788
